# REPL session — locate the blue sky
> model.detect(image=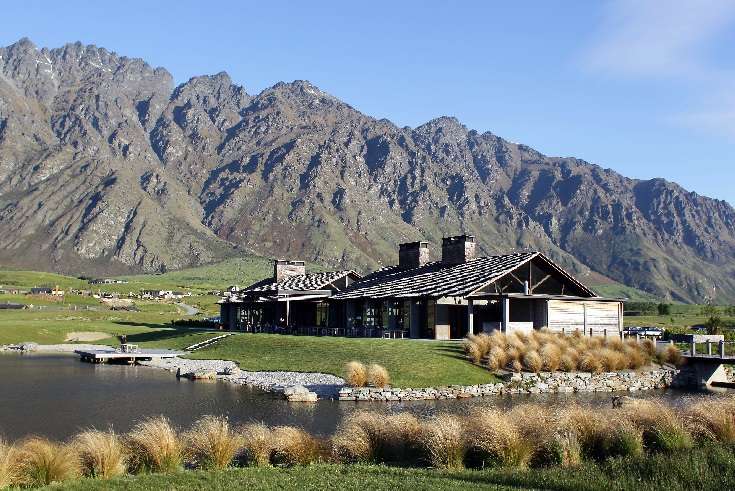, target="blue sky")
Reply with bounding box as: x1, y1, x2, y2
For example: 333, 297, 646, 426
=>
3, 0, 734, 204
